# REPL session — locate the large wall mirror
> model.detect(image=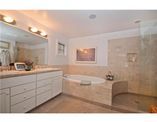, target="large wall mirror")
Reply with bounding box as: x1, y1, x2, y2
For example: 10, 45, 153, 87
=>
0, 22, 48, 66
